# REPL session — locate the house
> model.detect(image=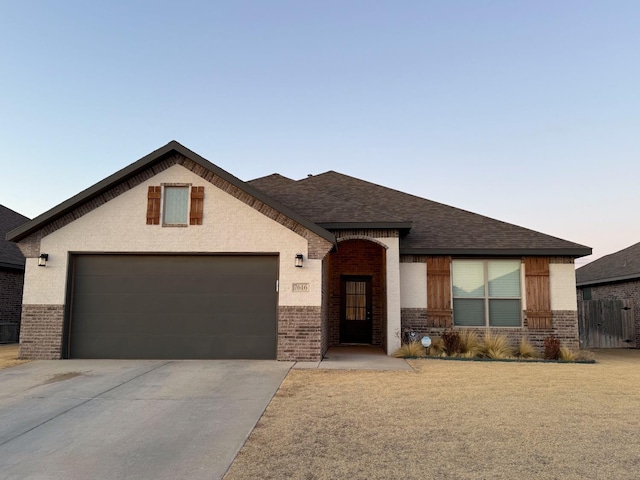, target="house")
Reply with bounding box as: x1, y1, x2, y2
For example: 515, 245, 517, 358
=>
0, 205, 29, 343
7, 141, 591, 360
576, 242, 640, 348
